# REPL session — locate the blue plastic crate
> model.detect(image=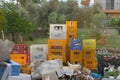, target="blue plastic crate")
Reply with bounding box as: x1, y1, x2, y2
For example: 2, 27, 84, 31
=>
6, 60, 20, 76
70, 39, 82, 50
0, 63, 7, 79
